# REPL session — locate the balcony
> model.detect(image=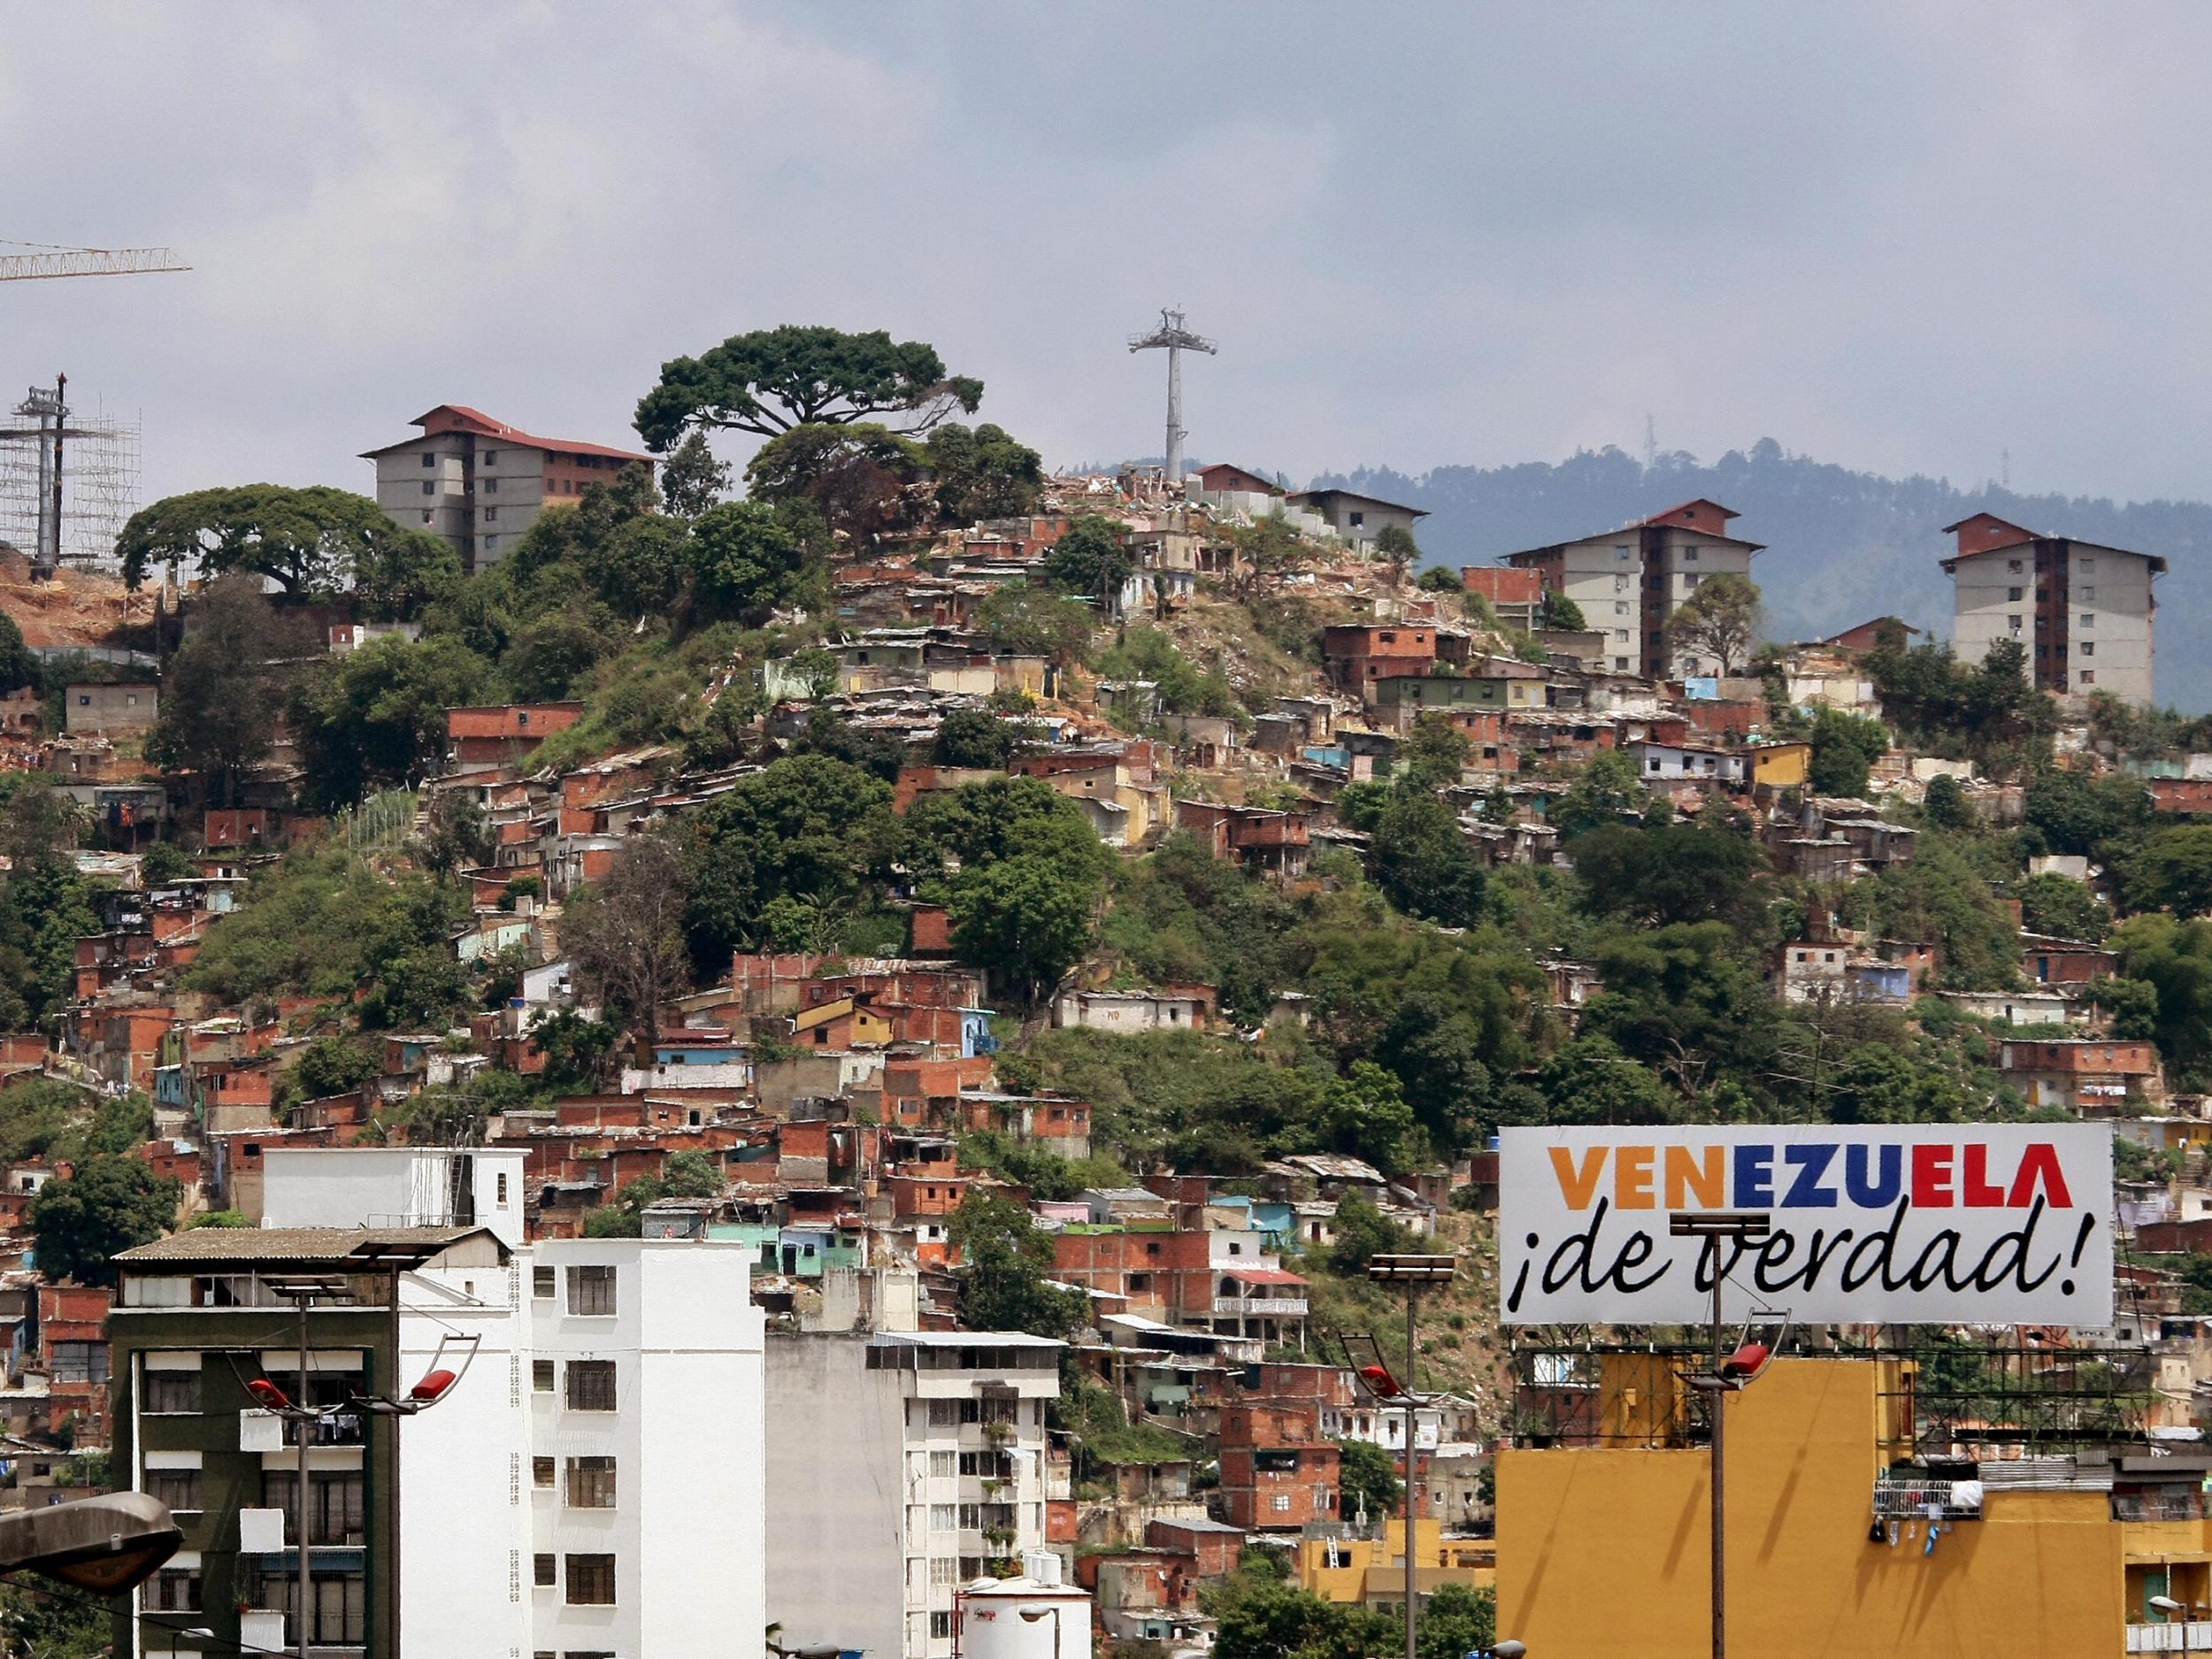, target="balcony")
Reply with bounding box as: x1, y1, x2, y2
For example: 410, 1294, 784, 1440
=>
1213, 1296, 1310, 1317
2125, 1624, 2212, 1653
